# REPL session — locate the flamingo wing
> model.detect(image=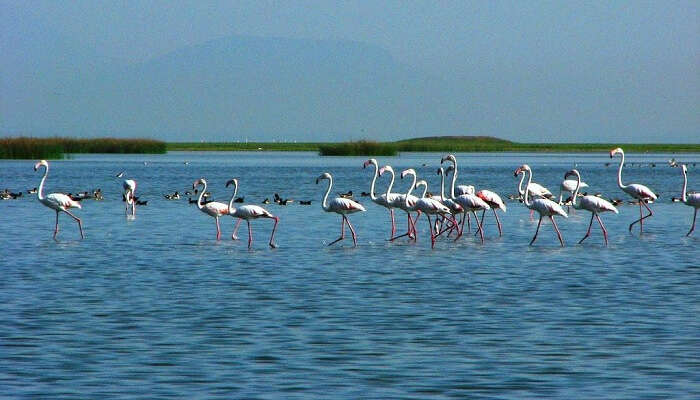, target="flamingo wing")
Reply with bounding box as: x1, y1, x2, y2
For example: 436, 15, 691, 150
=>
123, 179, 136, 192
477, 189, 506, 211
534, 198, 567, 217
237, 205, 274, 219
455, 194, 490, 210
47, 193, 81, 209
203, 201, 229, 216
581, 196, 618, 214
330, 197, 366, 213
626, 184, 657, 200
